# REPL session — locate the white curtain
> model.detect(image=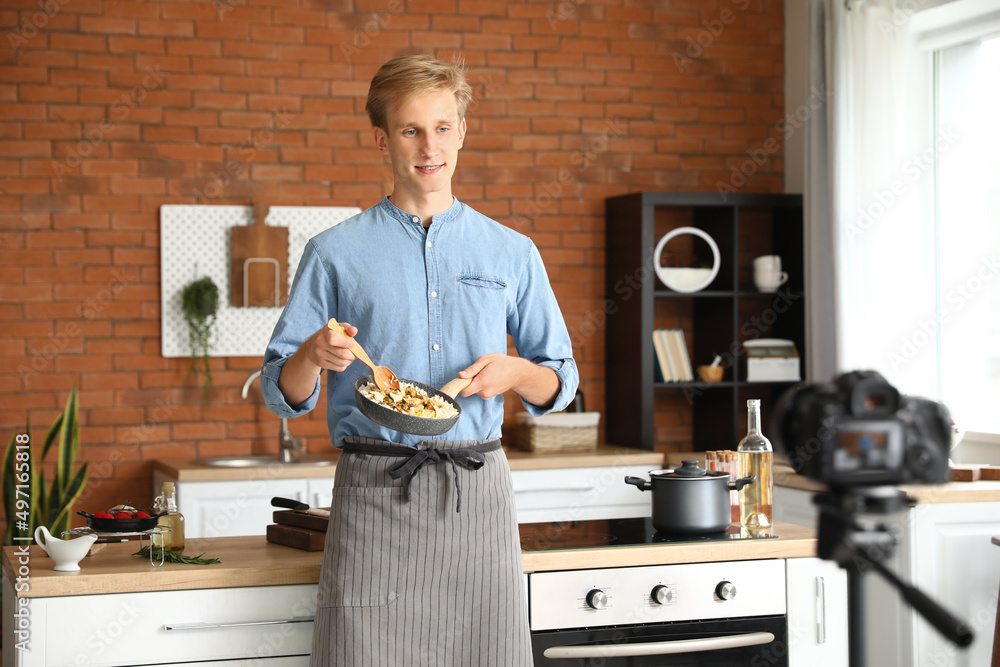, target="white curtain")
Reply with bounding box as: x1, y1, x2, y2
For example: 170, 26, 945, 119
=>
805, 0, 935, 396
